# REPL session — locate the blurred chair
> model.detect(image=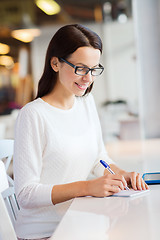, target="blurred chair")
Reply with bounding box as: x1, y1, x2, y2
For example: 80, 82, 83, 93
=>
0, 139, 14, 186
0, 194, 17, 240
0, 139, 19, 237
0, 159, 19, 228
